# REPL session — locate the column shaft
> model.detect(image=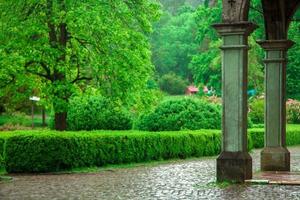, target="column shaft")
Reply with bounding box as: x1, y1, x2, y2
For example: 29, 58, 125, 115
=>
213, 22, 257, 182
258, 40, 294, 171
